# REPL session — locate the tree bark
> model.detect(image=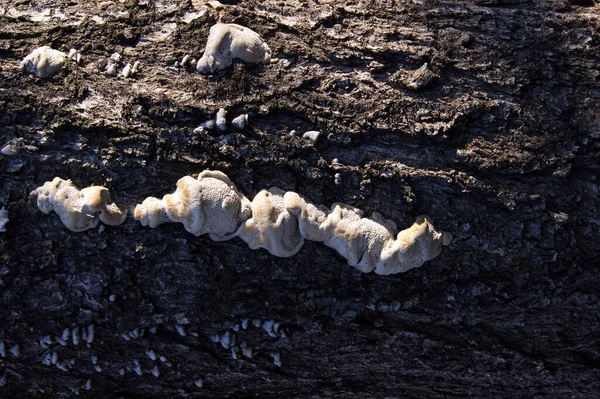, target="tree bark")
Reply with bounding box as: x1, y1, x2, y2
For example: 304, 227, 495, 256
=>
1, 0, 599, 397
